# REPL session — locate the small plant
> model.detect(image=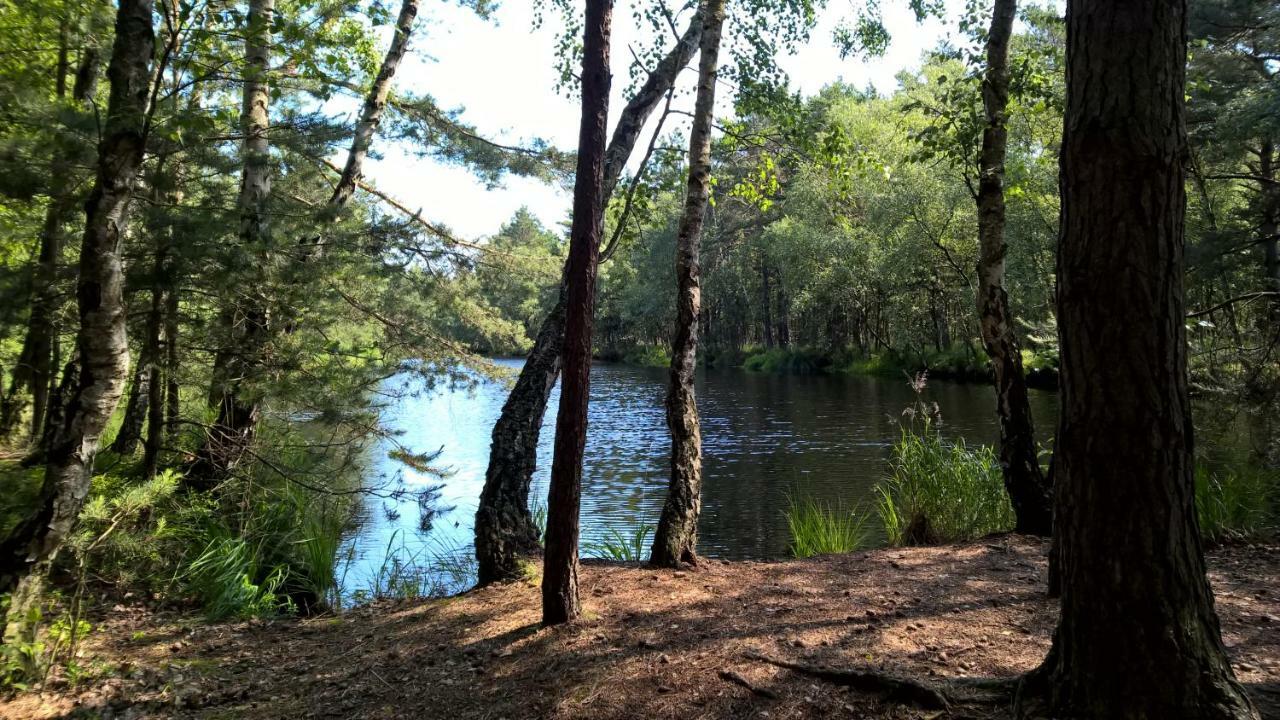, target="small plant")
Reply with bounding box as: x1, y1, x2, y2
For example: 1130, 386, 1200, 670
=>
583, 523, 654, 561
785, 495, 868, 558
876, 372, 1014, 545
529, 497, 548, 545
1196, 463, 1278, 543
